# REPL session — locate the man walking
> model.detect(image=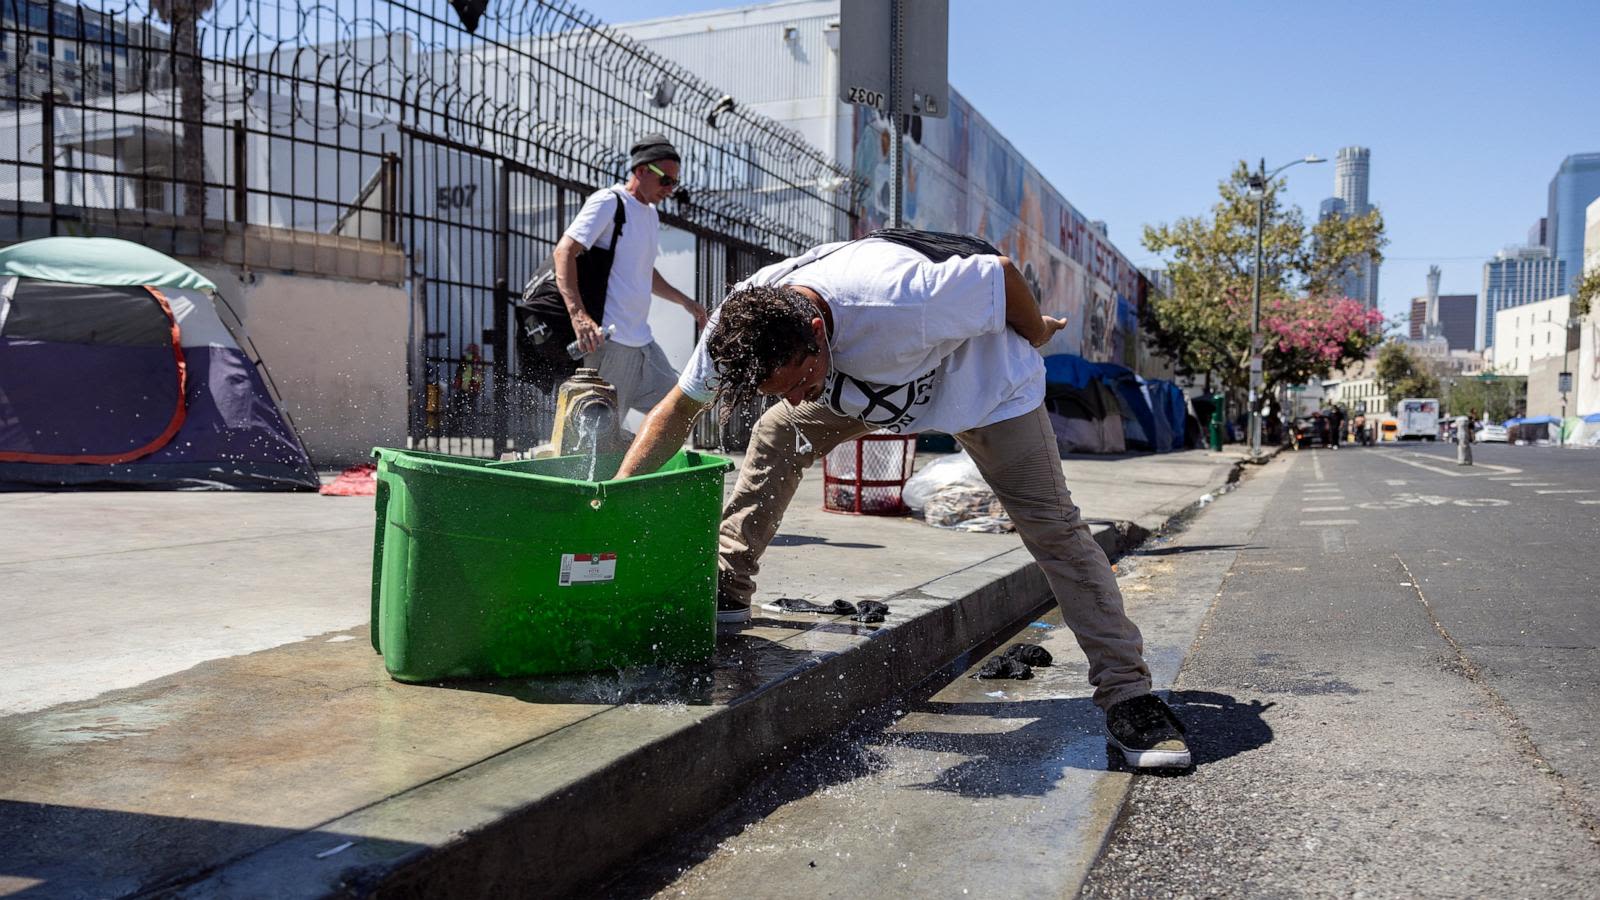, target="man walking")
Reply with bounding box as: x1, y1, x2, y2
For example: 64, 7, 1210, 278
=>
614, 230, 1191, 769
1457, 410, 1475, 466
554, 133, 707, 419
1327, 404, 1345, 449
